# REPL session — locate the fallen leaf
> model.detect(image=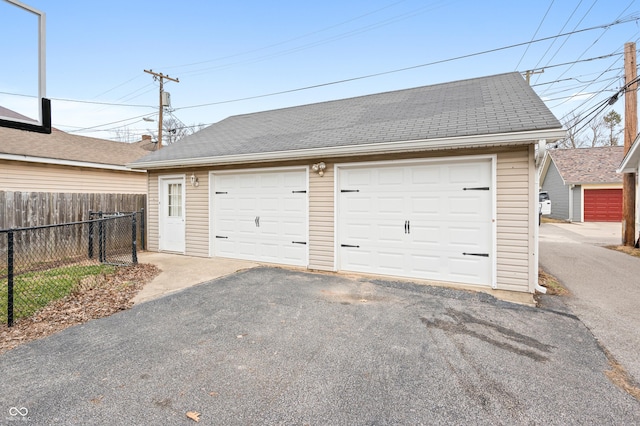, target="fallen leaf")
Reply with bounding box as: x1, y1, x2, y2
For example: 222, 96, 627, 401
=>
209, 391, 219, 397
186, 411, 200, 422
